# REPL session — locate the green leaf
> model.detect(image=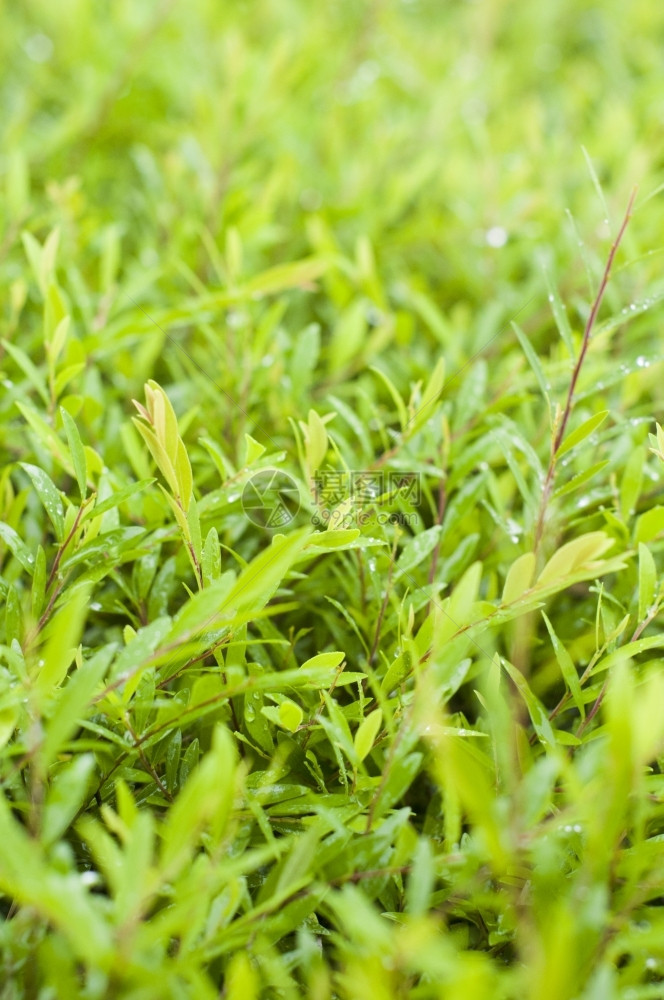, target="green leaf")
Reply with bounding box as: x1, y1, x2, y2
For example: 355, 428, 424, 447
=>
4, 587, 21, 644
81, 479, 155, 522
306, 528, 362, 550
636, 506, 664, 544
619, 447, 644, 521
329, 299, 367, 371
0, 522, 35, 575
305, 409, 328, 476
226, 528, 312, 621
160, 725, 237, 877
502, 552, 536, 604
35, 586, 91, 694
244, 434, 266, 465
2, 339, 49, 405
175, 438, 193, 510
544, 268, 574, 356
31, 545, 46, 618
0, 794, 111, 963
409, 356, 445, 435
290, 323, 321, 397
542, 612, 584, 718
202, 526, 221, 584
447, 560, 482, 623
42, 754, 96, 845
54, 361, 85, 398
536, 532, 614, 587
395, 526, 442, 581
354, 708, 382, 762
60, 407, 87, 499
146, 379, 179, 463
243, 256, 327, 297
278, 700, 304, 732
20, 463, 65, 541
582, 145, 611, 223
502, 657, 555, 746
17, 402, 69, 471
513, 322, 549, 397
0, 705, 18, 751
406, 836, 435, 917
300, 651, 345, 671
553, 460, 609, 499
40, 645, 115, 770
638, 542, 657, 621
556, 410, 608, 459
132, 418, 179, 496
371, 365, 408, 431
